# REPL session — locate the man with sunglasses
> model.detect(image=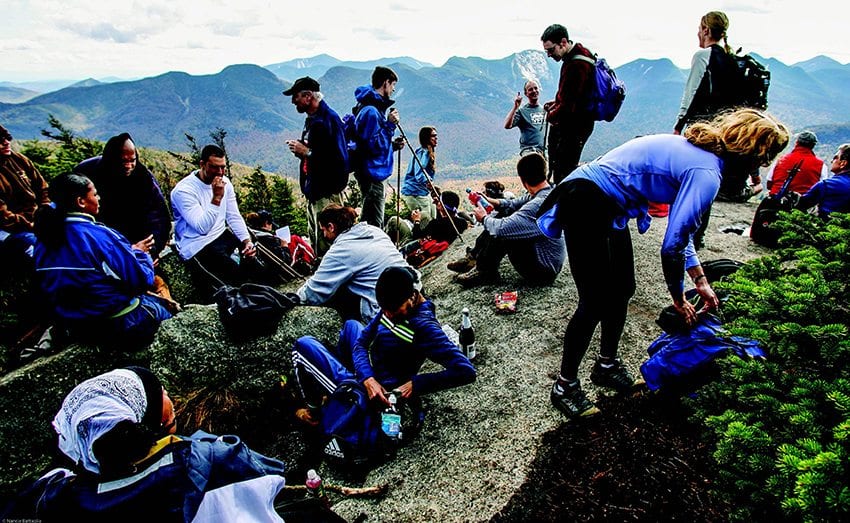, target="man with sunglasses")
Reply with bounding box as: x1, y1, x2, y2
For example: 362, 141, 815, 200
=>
797, 144, 850, 219
0, 124, 50, 269
171, 144, 256, 295
540, 24, 597, 183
